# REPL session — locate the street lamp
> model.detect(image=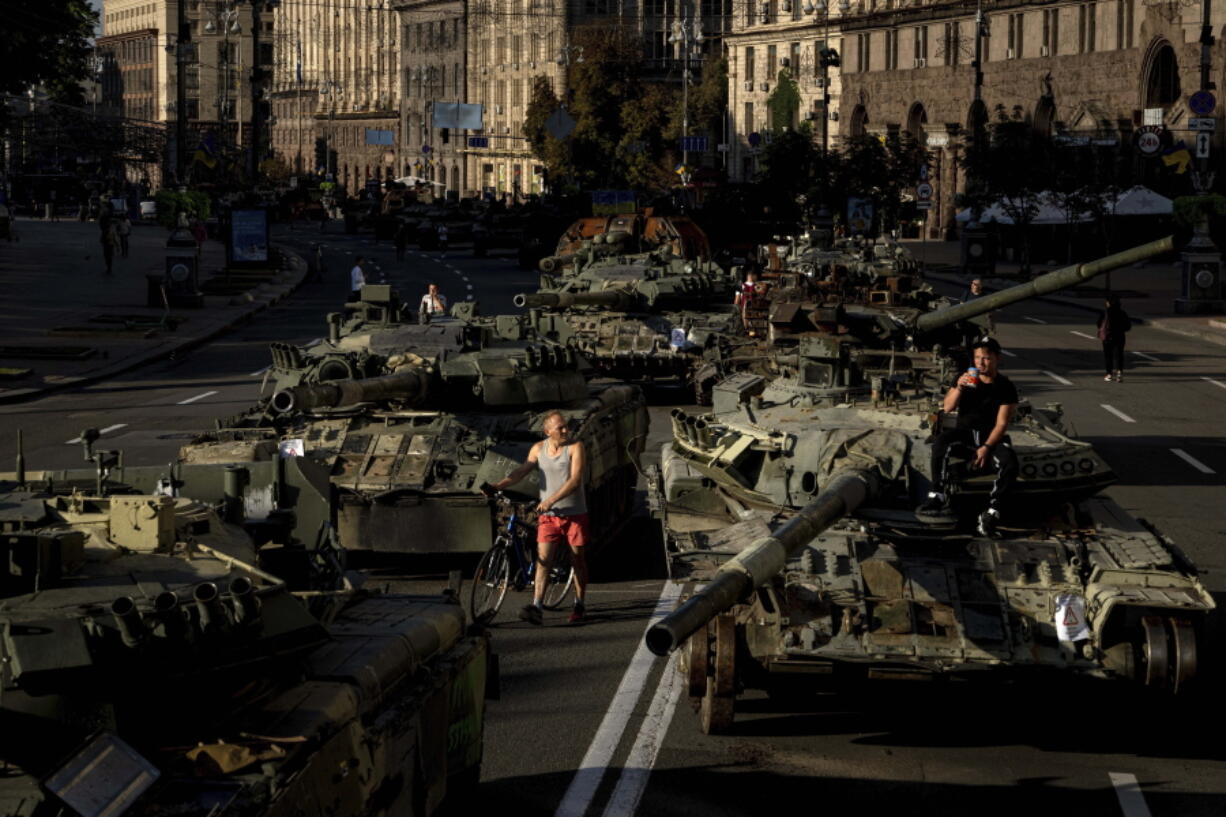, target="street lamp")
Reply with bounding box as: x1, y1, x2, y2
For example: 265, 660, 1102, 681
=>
669, 15, 703, 186
803, 0, 844, 151
201, 4, 242, 156
320, 79, 343, 179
